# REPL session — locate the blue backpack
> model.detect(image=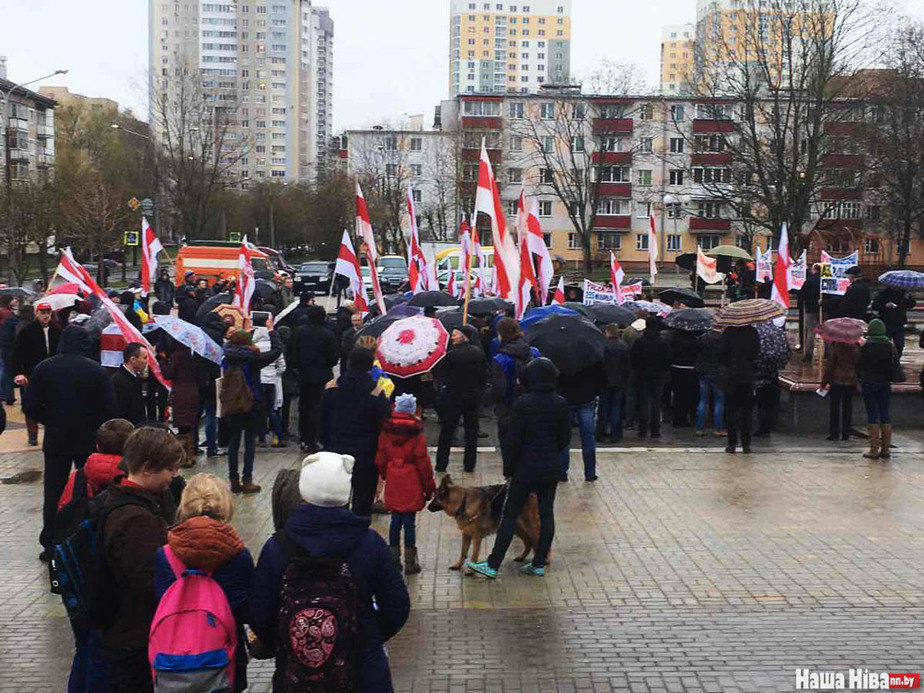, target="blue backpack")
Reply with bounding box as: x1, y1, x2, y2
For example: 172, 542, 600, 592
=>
495, 347, 541, 406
